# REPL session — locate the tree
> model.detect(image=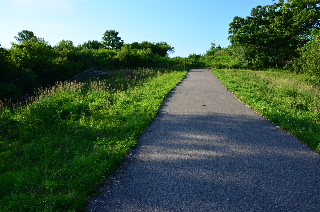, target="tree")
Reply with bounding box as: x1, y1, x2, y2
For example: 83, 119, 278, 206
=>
187, 54, 205, 68
102, 30, 124, 50
0, 45, 26, 99
10, 37, 55, 87
129, 41, 174, 57
14, 30, 37, 44
54, 40, 76, 50
79, 40, 104, 50
153, 42, 174, 57
205, 43, 222, 56
228, 0, 320, 68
